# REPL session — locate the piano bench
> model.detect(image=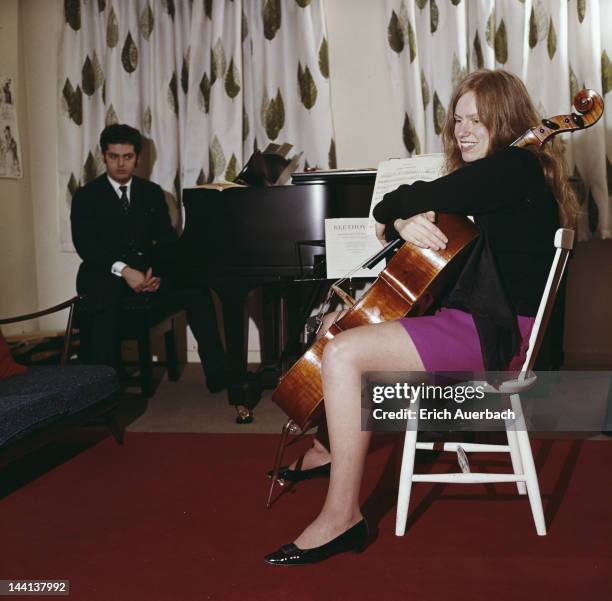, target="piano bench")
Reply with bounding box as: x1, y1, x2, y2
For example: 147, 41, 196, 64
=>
118, 294, 185, 398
